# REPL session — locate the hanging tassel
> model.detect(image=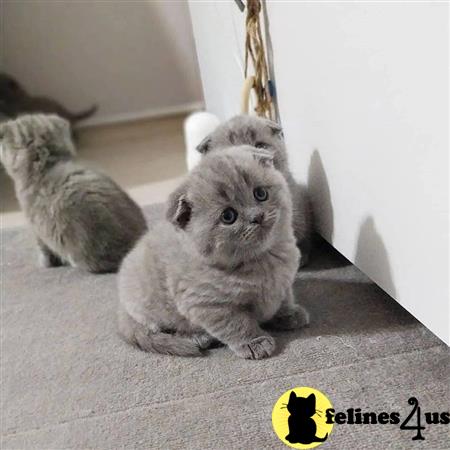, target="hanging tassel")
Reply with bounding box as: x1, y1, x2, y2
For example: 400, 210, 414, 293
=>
243, 0, 274, 120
